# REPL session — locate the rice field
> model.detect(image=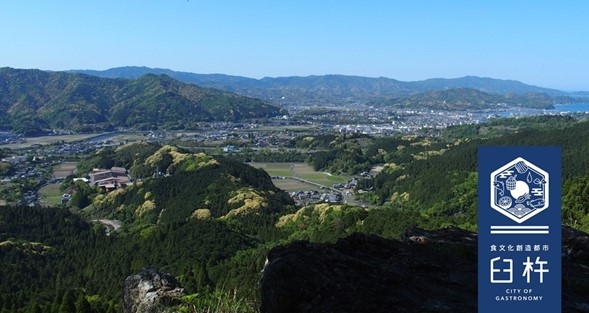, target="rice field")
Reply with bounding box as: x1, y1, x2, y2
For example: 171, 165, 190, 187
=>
52, 161, 78, 178
1, 132, 140, 149
249, 162, 350, 192
38, 183, 64, 207
251, 162, 292, 177
31, 162, 79, 207
1, 134, 102, 149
